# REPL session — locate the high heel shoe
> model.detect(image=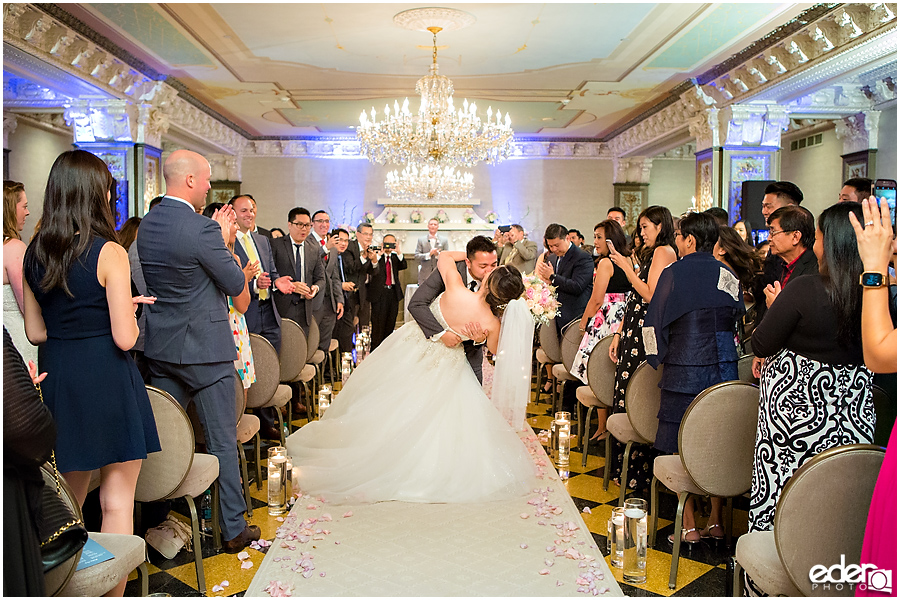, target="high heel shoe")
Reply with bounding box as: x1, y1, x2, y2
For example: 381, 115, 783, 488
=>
700, 523, 725, 541
541, 380, 553, 394
667, 528, 700, 545
589, 429, 608, 442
